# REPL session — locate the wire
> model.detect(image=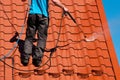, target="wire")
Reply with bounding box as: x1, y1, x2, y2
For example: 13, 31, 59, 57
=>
0, 1, 76, 72
0, 11, 67, 72
0, 1, 17, 31
0, 51, 52, 72
0, 43, 69, 72
0, 1, 28, 60
55, 12, 65, 47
